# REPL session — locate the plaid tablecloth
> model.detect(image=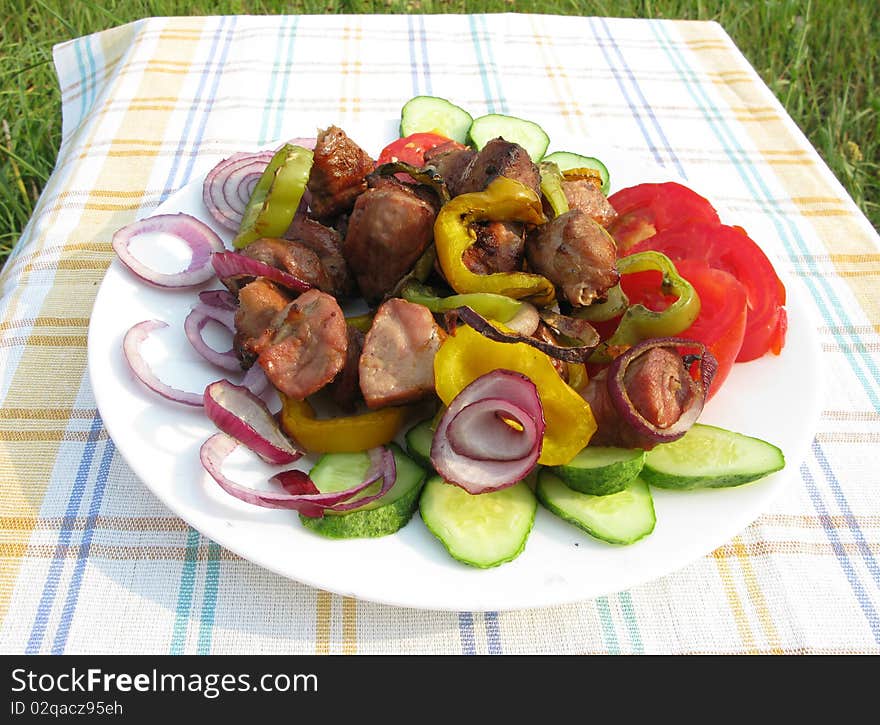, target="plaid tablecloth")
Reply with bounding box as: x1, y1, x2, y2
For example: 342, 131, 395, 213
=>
1, 13, 878, 655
